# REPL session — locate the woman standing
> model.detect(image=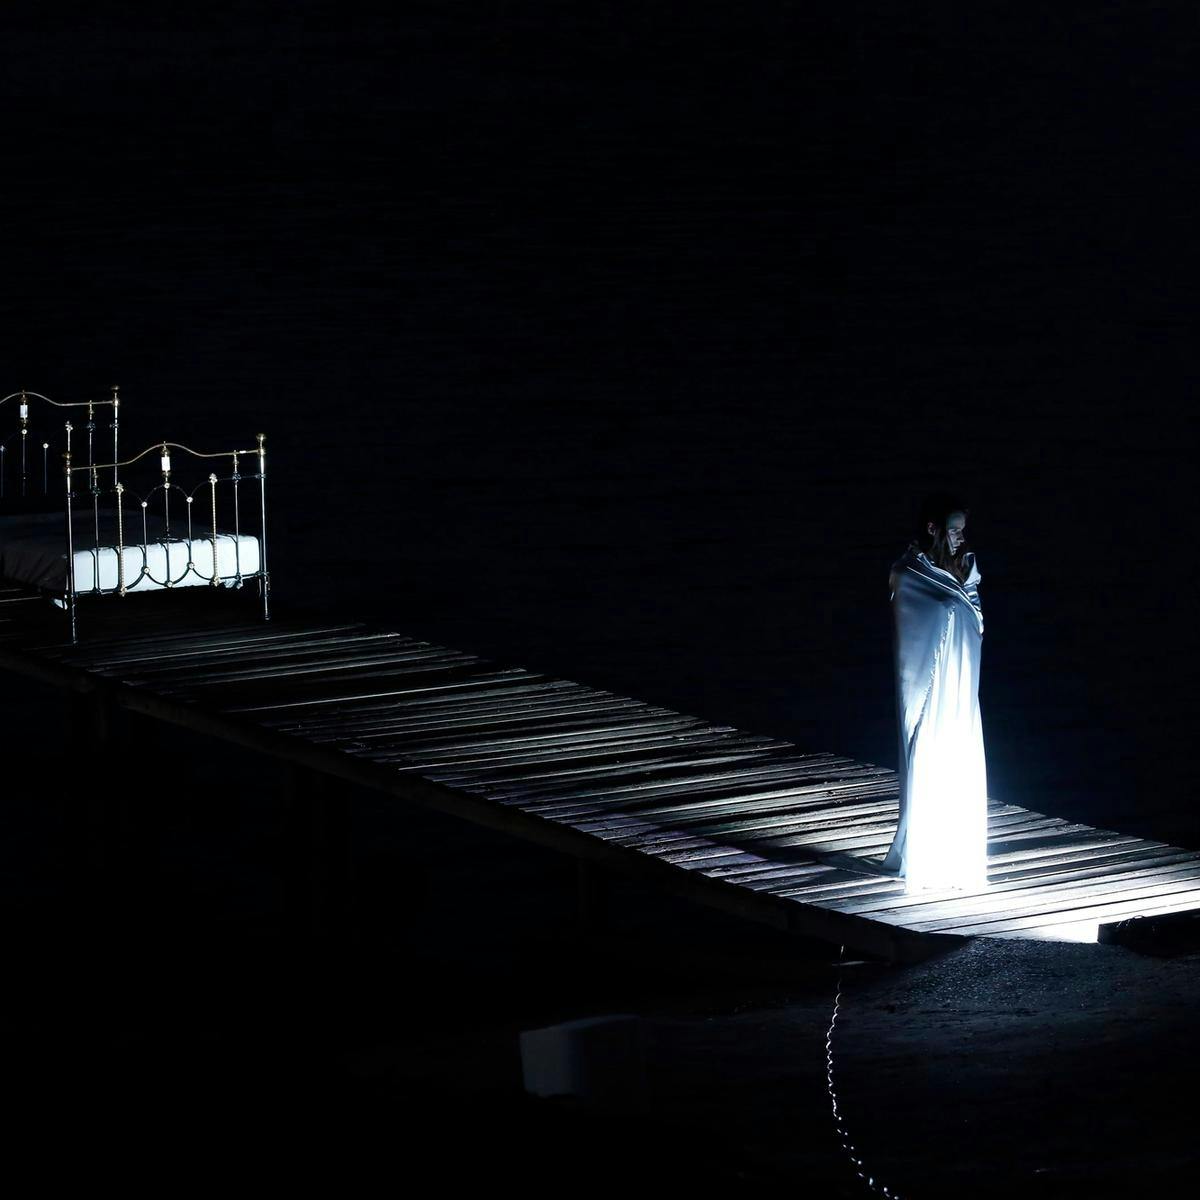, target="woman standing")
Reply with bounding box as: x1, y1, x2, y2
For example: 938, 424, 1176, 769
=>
878, 494, 989, 893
